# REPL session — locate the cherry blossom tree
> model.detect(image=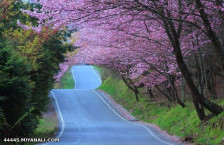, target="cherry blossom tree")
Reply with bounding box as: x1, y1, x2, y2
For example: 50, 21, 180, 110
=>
21, 0, 224, 120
